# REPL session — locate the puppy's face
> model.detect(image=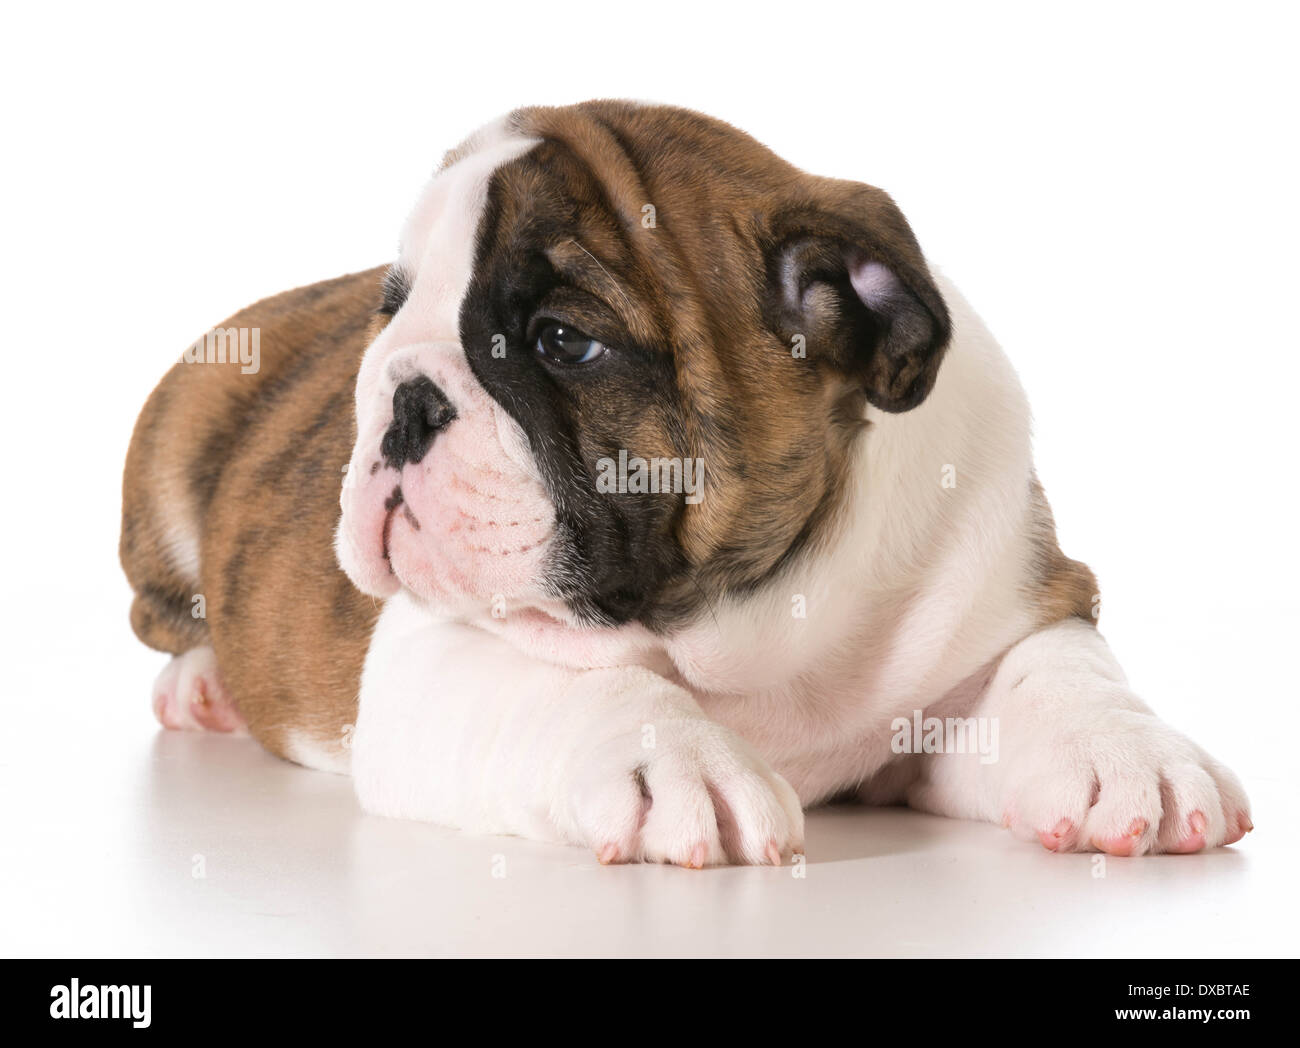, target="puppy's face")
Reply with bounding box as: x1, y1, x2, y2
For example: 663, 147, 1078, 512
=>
337, 102, 950, 632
